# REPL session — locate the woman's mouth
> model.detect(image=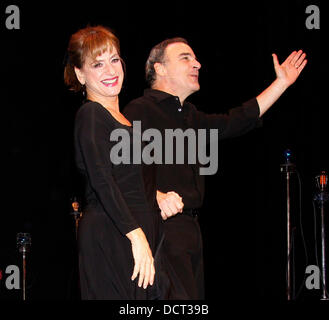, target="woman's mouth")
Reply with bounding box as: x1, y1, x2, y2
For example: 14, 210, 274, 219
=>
101, 77, 118, 87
